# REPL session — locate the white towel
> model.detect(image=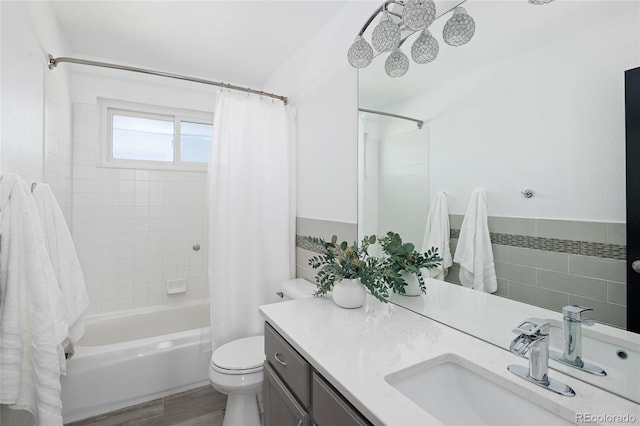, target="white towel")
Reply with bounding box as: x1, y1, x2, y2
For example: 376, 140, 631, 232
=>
32, 183, 89, 354
421, 192, 453, 280
453, 189, 497, 293
0, 174, 68, 424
